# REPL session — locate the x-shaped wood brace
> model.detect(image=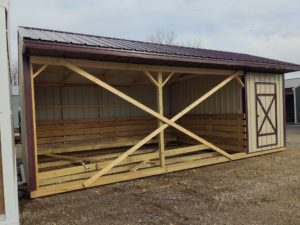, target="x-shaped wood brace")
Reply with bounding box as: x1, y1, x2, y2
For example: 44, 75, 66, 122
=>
58, 59, 242, 187
257, 96, 276, 134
